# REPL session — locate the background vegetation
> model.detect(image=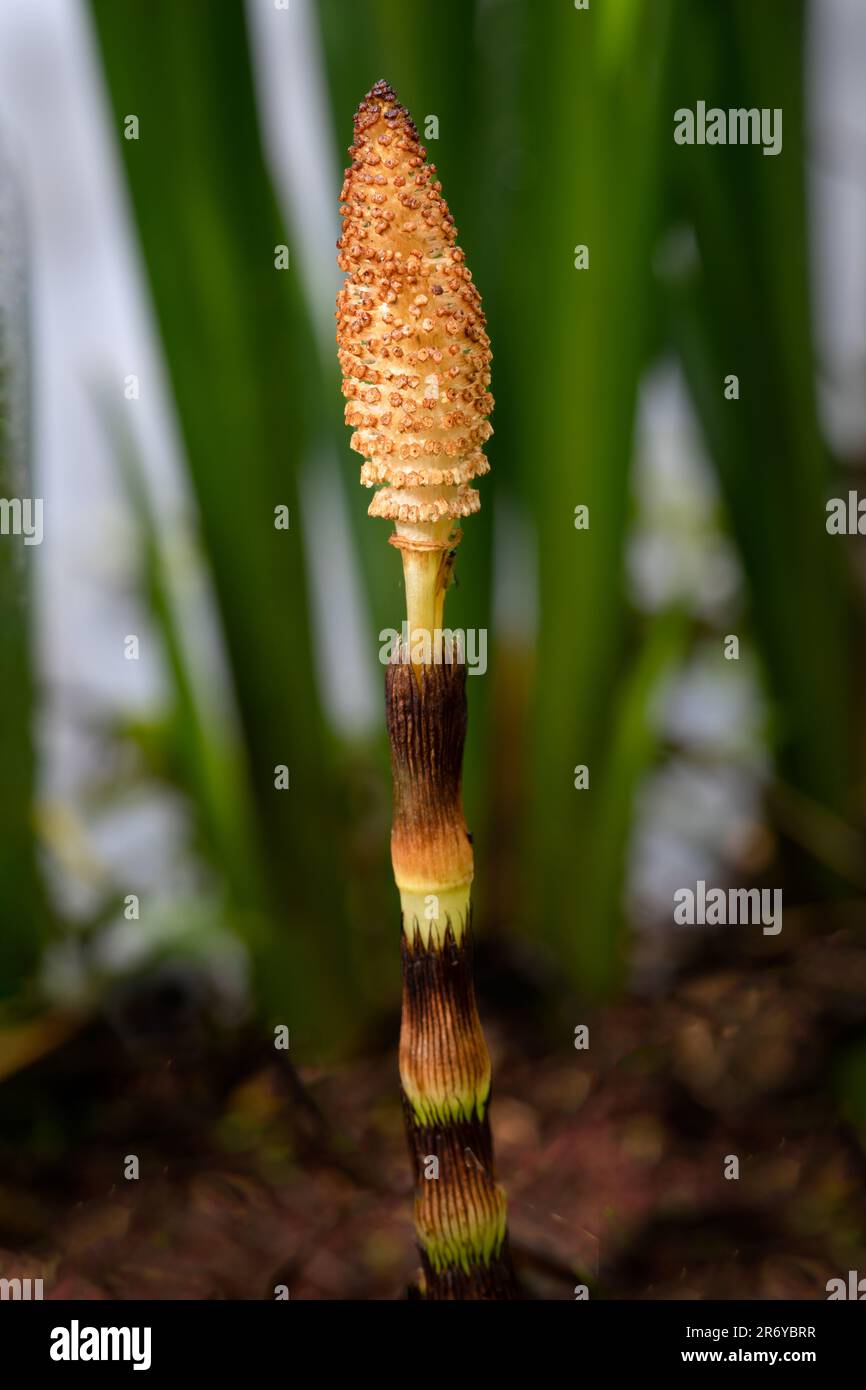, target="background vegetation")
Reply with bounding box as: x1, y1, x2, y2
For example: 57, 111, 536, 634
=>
1, 0, 864, 1300
2, 0, 863, 1044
